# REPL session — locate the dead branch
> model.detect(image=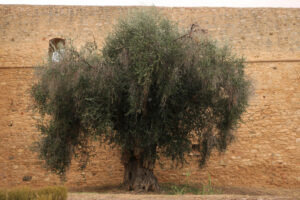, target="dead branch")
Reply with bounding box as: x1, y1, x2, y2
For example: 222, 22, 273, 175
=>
174, 24, 207, 41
